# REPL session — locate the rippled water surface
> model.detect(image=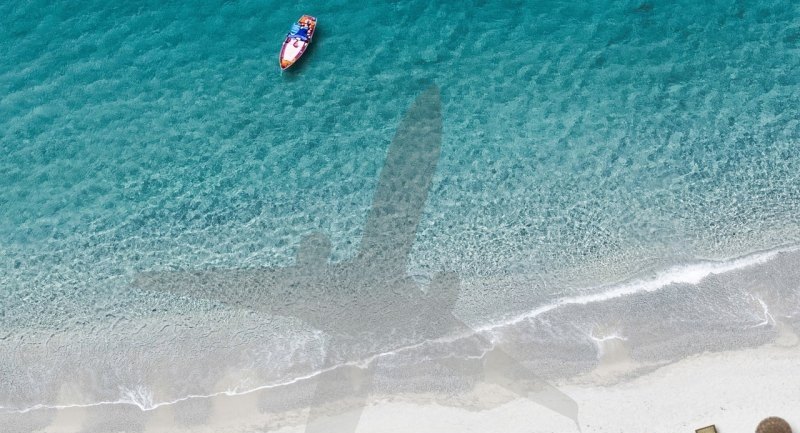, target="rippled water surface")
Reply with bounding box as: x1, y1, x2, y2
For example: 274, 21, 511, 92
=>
2, 0, 800, 415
